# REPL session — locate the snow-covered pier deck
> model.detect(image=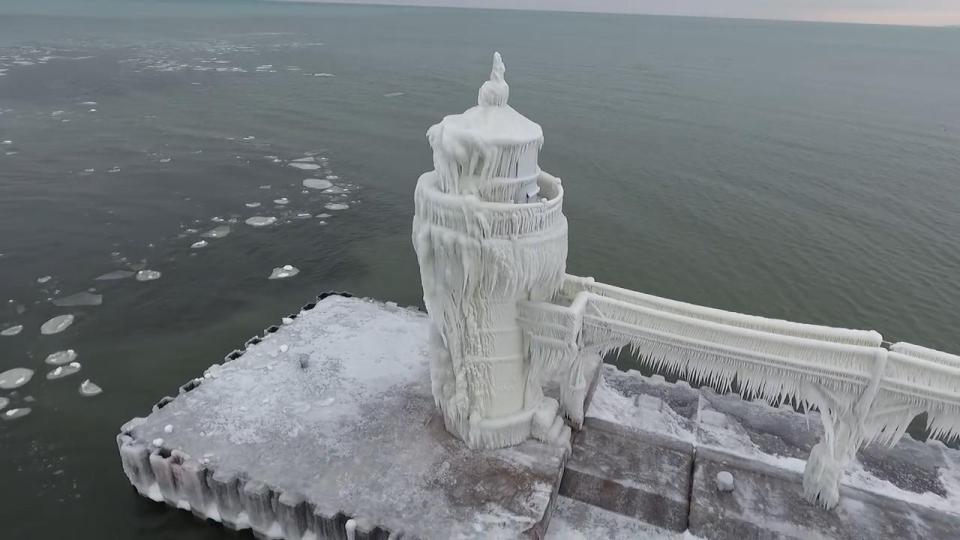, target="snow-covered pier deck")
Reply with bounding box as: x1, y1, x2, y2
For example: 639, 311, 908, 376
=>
118, 294, 960, 539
